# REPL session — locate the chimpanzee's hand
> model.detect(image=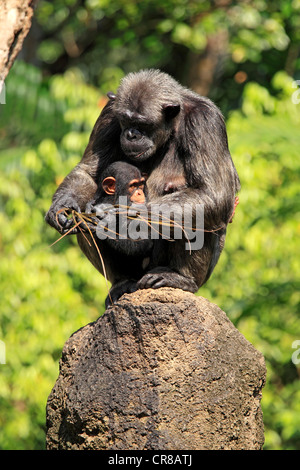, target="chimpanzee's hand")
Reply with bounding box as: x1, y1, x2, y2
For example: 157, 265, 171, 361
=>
45, 195, 81, 234
85, 199, 97, 215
